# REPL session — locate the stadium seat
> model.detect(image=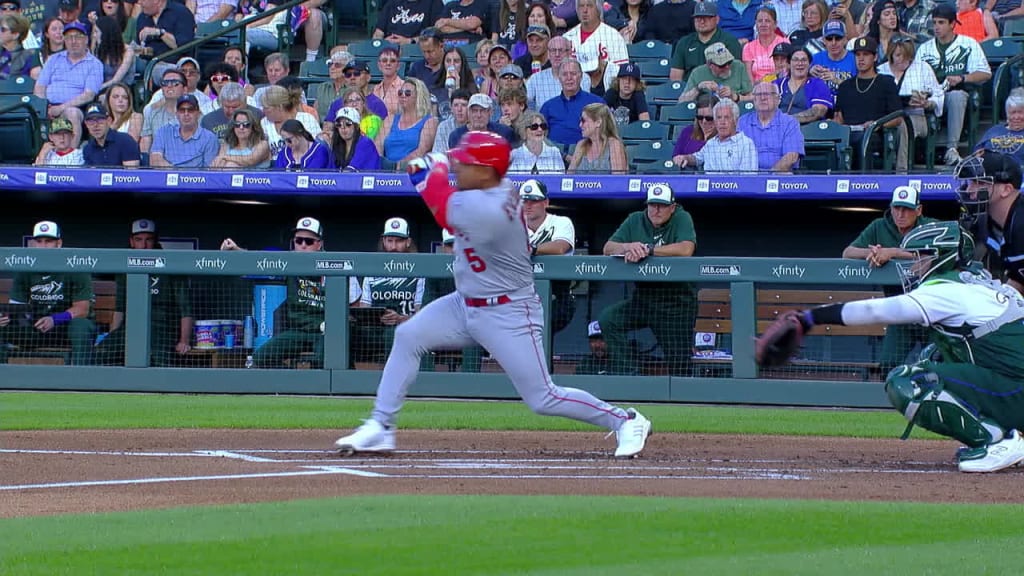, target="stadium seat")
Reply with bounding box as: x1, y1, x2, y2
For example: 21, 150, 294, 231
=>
618, 119, 670, 143
902, 109, 940, 170
658, 101, 697, 123
991, 53, 1023, 125
0, 94, 46, 163
981, 37, 1024, 68
400, 42, 422, 62
627, 40, 672, 62
195, 20, 241, 69
739, 101, 755, 115
349, 38, 396, 60
646, 81, 685, 106
298, 58, 331, 86
637, 59, 671, 85
858, 110, 902, 172
800, 120, 852, 172
0, 75, 34, 95
627, 140, 675, 169
1003, 15, 1024, 37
